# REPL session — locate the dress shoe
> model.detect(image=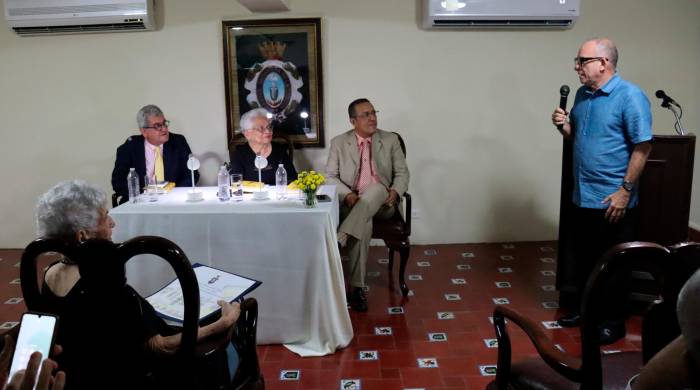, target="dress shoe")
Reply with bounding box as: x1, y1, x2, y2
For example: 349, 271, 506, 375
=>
557, 313, 581, 328
349, 287, 368, 312
598, 322, 626, 345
